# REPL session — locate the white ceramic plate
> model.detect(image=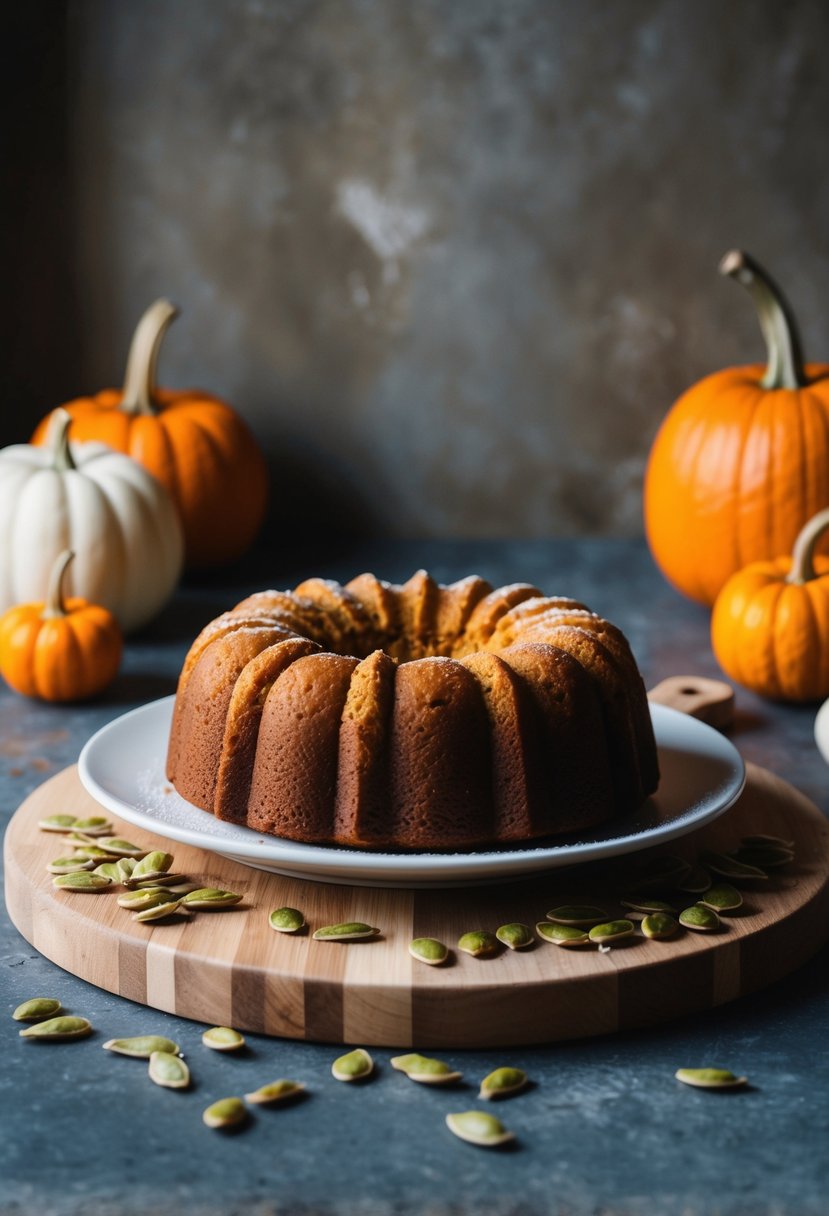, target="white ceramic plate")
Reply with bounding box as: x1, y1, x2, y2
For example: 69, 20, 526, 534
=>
78, 696, 745, 888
